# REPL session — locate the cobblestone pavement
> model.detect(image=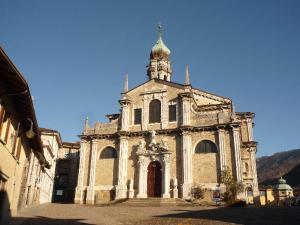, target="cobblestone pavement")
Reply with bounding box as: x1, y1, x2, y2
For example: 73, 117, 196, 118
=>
7, 203, 300, 225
